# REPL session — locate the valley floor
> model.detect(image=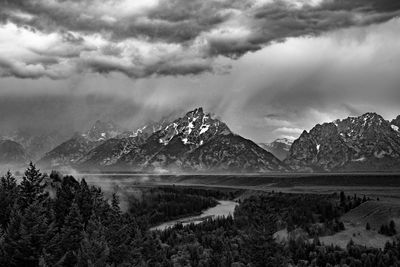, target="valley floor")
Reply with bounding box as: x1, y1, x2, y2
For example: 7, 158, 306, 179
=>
76, 172, 400, 200
77, 173, 400, 250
